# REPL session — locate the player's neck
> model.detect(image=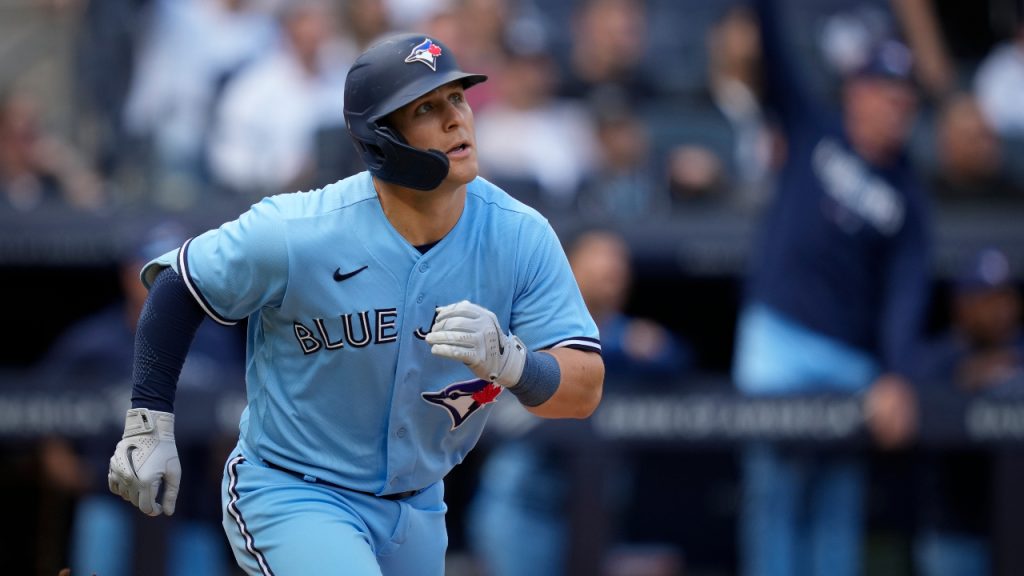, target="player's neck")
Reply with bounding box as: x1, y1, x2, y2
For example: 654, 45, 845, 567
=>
374, 178, 466, 247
